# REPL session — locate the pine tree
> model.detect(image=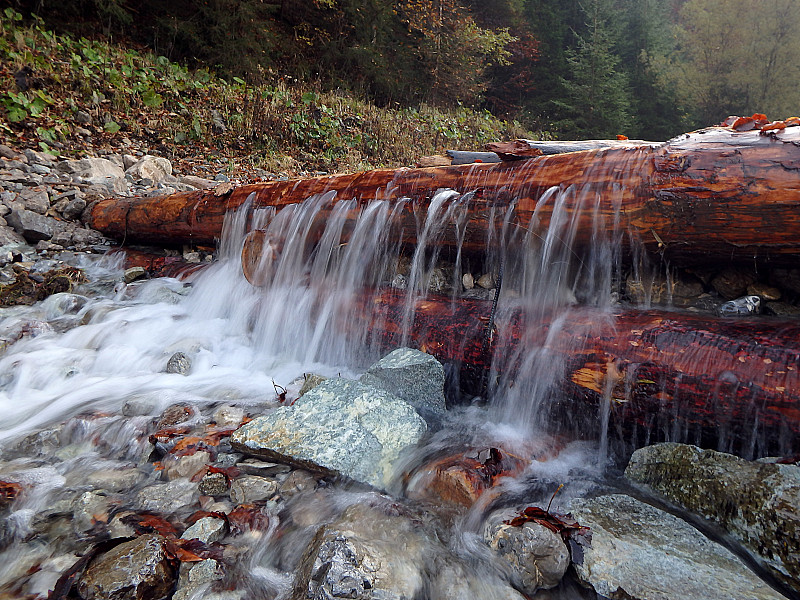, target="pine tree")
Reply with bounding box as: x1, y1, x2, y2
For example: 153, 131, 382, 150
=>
555, 0, 633, 138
